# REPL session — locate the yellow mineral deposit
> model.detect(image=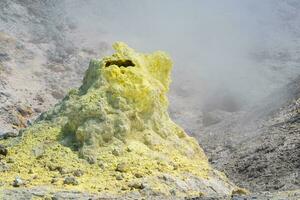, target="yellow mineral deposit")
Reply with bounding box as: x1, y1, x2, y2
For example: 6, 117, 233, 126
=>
0, 42, 240, 197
